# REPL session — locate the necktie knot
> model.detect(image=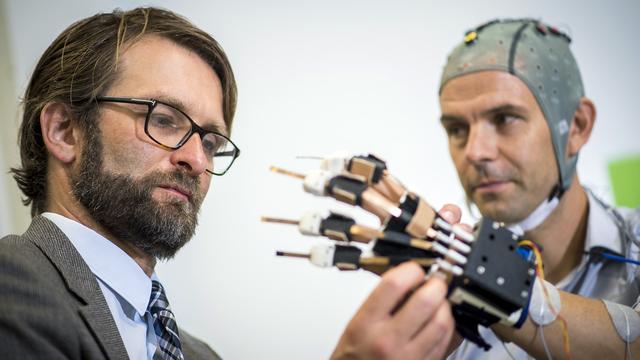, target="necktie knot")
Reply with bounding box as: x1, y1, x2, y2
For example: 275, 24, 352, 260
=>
148, 280, 184, 360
